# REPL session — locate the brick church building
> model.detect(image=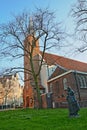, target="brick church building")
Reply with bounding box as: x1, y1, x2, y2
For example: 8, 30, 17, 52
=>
23, 19, 87, 108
